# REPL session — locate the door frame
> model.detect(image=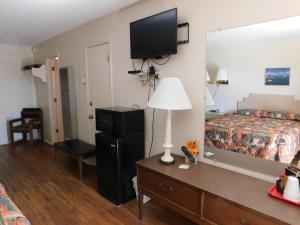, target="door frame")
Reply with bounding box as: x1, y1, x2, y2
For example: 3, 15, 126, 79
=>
47, 54, 64, 144
84, 40, 114, 143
